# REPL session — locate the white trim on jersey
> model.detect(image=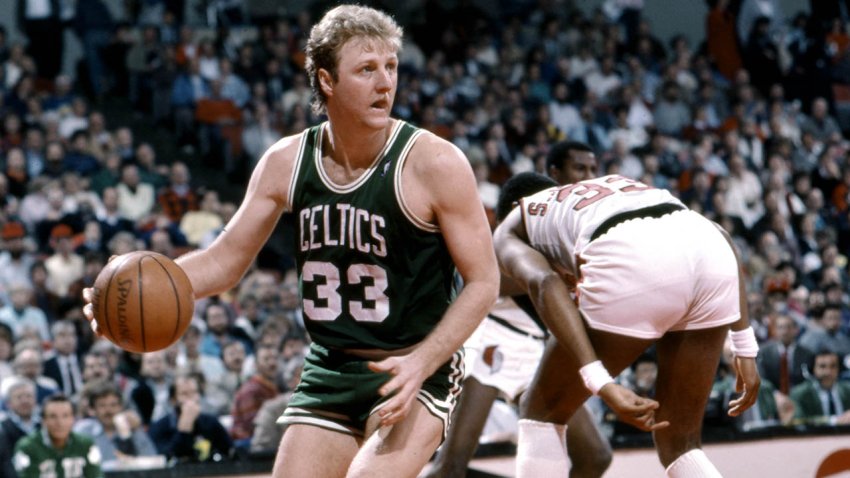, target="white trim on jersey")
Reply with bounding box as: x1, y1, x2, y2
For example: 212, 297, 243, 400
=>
395, 129, 439, 232
284, 129, 311, 212
314, 121, 404, 194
